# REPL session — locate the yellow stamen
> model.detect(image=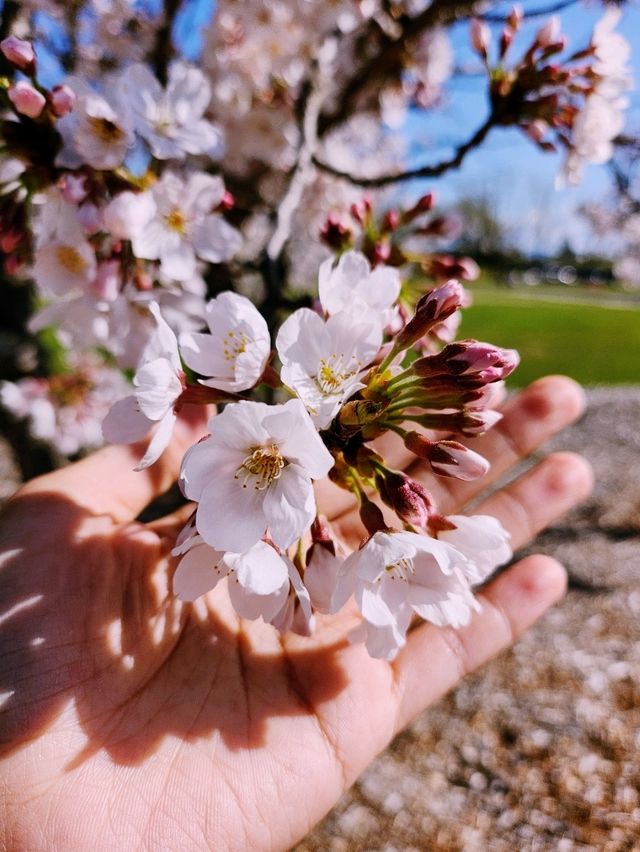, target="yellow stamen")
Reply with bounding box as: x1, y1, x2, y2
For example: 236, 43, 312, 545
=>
235, 444, 285, 491
163, 207, 187, 235
56, 245, 87, 275
88, 116, 124, 144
